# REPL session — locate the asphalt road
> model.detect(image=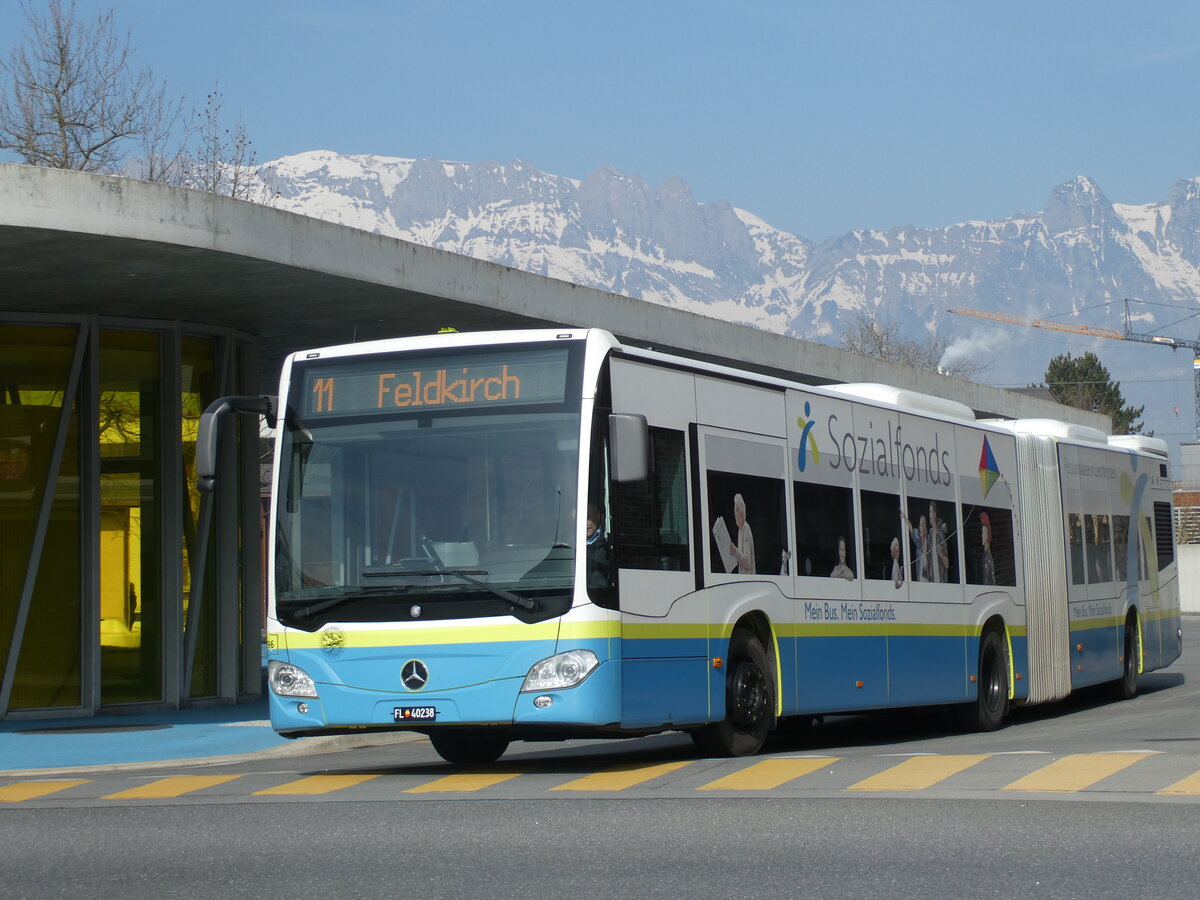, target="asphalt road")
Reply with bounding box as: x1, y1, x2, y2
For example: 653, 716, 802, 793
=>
2, 796, 1196, 898
1, 624, 1196, 898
